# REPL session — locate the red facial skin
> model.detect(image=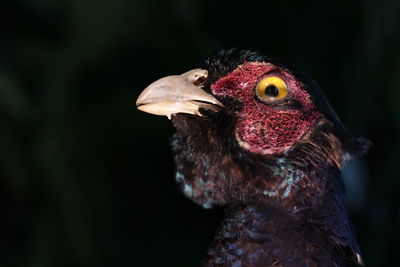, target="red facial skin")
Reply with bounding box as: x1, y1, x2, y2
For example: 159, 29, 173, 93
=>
211, 62, 320, 155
